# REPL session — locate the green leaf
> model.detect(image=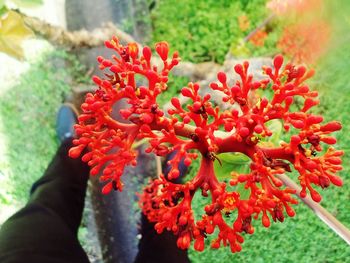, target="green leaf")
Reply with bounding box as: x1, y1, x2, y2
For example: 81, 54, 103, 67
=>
0, 5, 7, 16
214, 152, 251, 199
10, 0, 43, 8
0, 0, 4, 9
219, 152, 250, 164
0, 10, 34, 59
214, 152, 250, 180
